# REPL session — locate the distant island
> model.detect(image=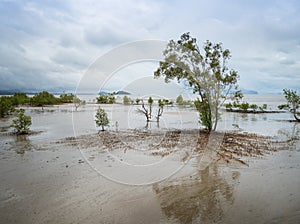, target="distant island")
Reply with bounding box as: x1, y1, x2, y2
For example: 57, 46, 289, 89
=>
0, 89, 132, 96
240, 89, 258, 94
98, 90, 131, 95
116, 90, 131, 95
